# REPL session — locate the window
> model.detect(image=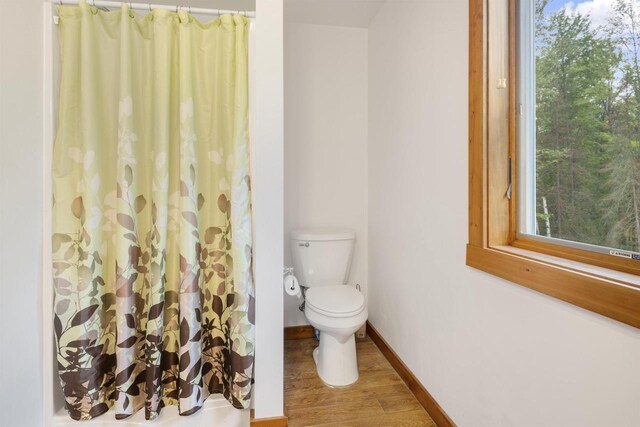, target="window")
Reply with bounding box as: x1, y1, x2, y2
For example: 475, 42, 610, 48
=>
519, 0, 640, 261
467, 0, 640, 329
